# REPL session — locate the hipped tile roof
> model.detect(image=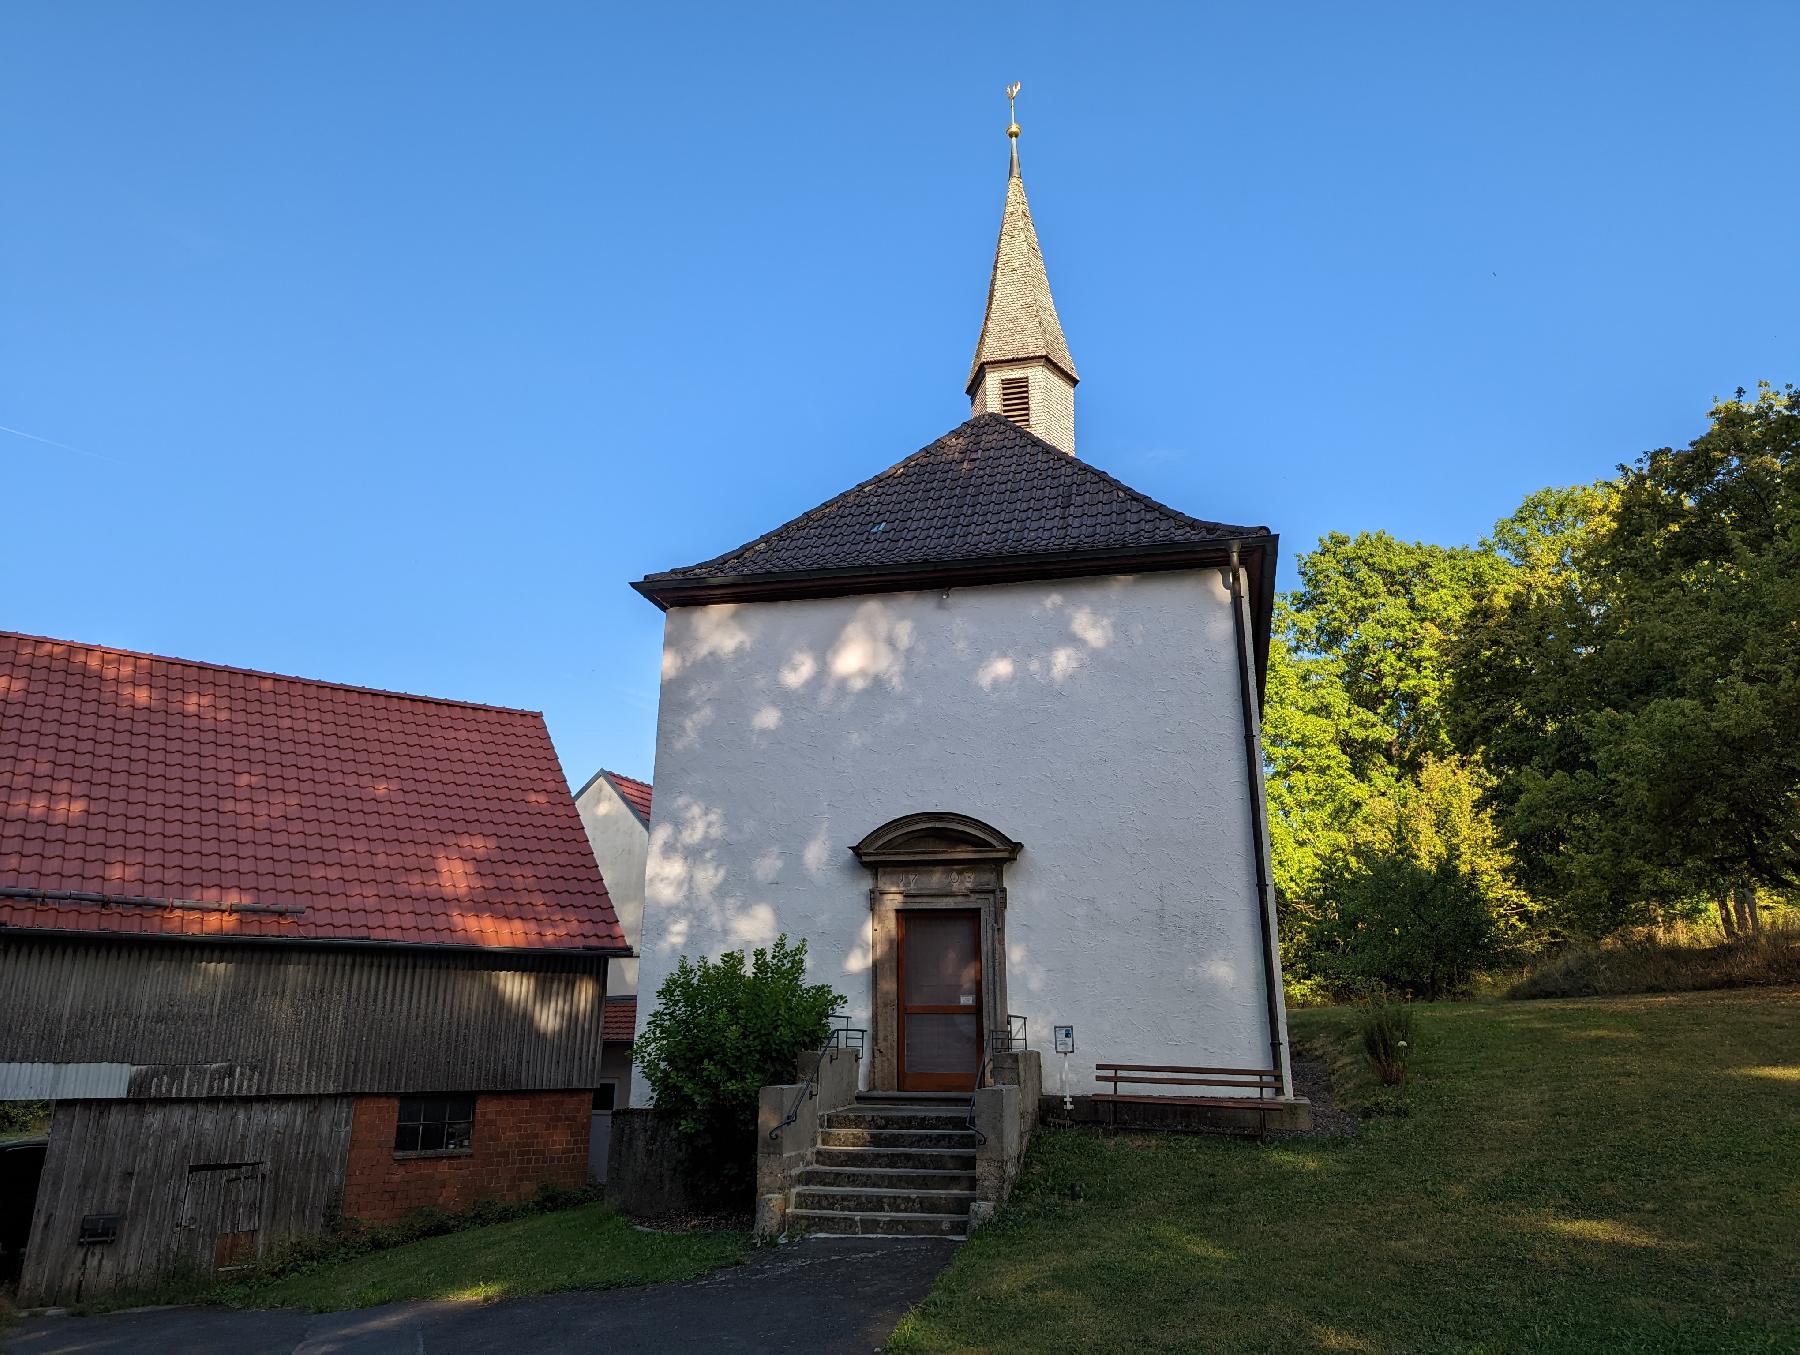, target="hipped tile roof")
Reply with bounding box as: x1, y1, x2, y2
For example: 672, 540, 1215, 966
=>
0, 632, 627, 953
641, 413, 1265, 590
